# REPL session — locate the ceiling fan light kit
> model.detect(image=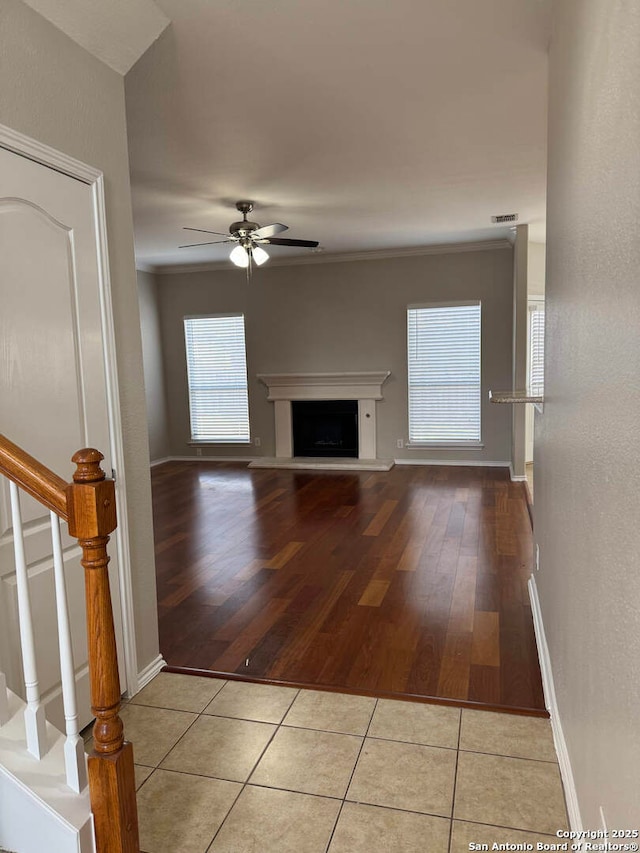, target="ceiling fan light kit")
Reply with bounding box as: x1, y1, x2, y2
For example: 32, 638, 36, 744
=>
180, 200, 319, 276
229, 244, 250, 268
252, 245, 269, 266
